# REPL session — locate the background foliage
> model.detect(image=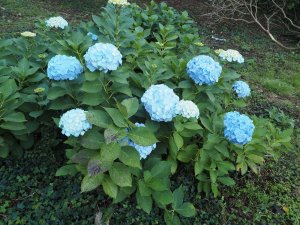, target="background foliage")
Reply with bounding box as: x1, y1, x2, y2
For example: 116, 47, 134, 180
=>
0, 0, 297, 223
